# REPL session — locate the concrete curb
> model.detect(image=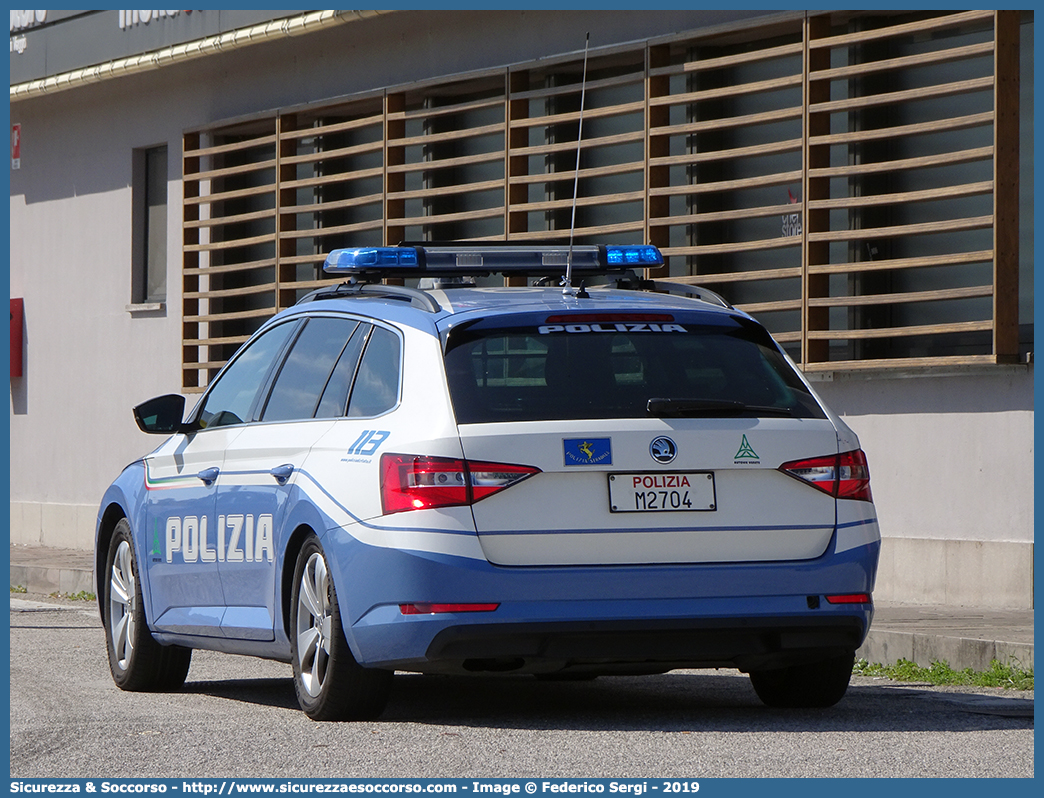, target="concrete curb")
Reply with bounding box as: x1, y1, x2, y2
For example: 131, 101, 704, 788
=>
10, 562, 95, 597
857, 629, 1034, 672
